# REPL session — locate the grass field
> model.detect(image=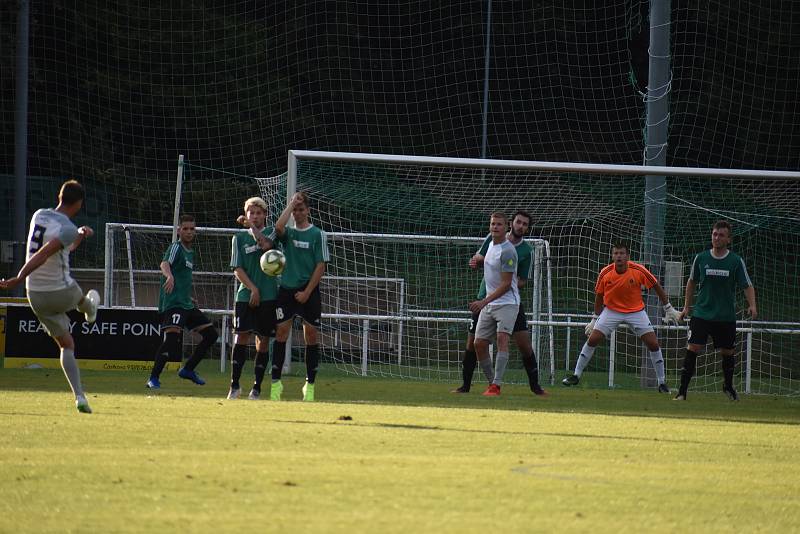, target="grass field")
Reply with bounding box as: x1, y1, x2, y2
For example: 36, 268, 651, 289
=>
2, 363, 799, 533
